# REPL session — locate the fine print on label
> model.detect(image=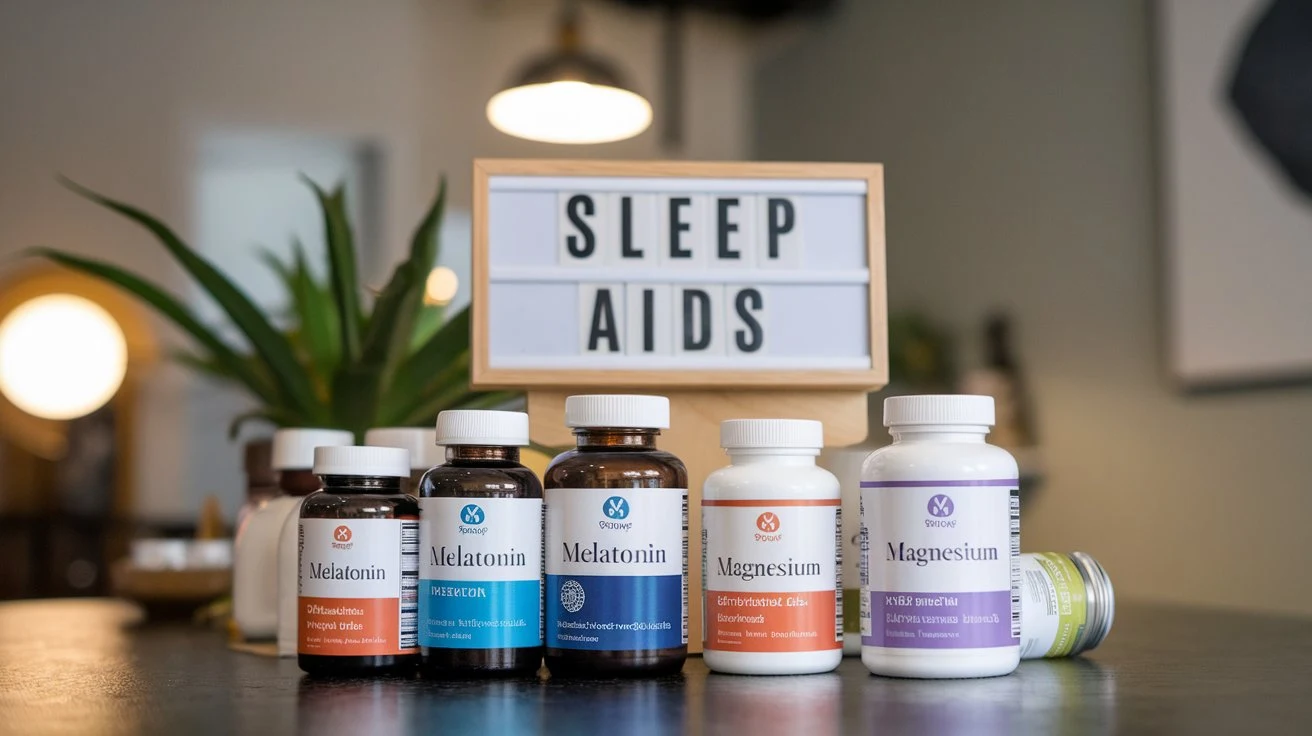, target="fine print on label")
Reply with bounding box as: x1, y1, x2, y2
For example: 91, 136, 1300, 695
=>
1019, 552, 1086, 658
298, 517, 419, 656
703, 500, 841, 653
545, 488, 688, 651
859, 480, 1018, 650
418, 497, 543, 649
